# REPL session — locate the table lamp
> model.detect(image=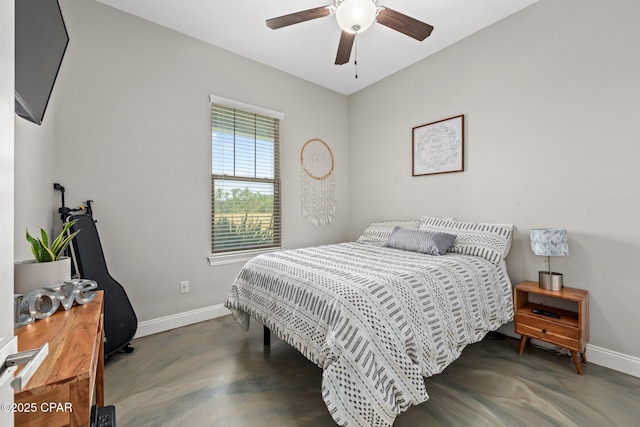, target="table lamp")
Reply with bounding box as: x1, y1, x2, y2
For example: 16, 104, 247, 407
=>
530, 228, 569, 291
